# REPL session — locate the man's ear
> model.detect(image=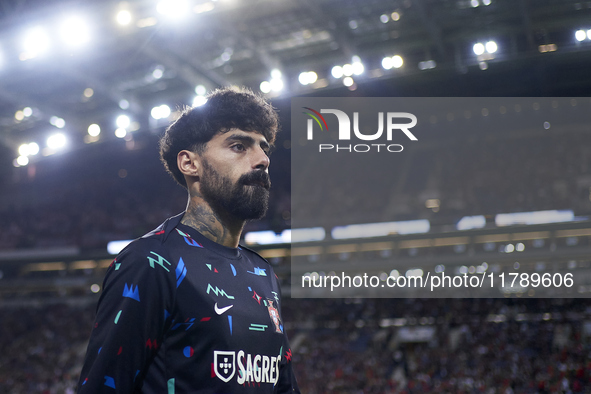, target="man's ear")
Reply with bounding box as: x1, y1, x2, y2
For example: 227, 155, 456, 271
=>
177, 150, 201, 182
